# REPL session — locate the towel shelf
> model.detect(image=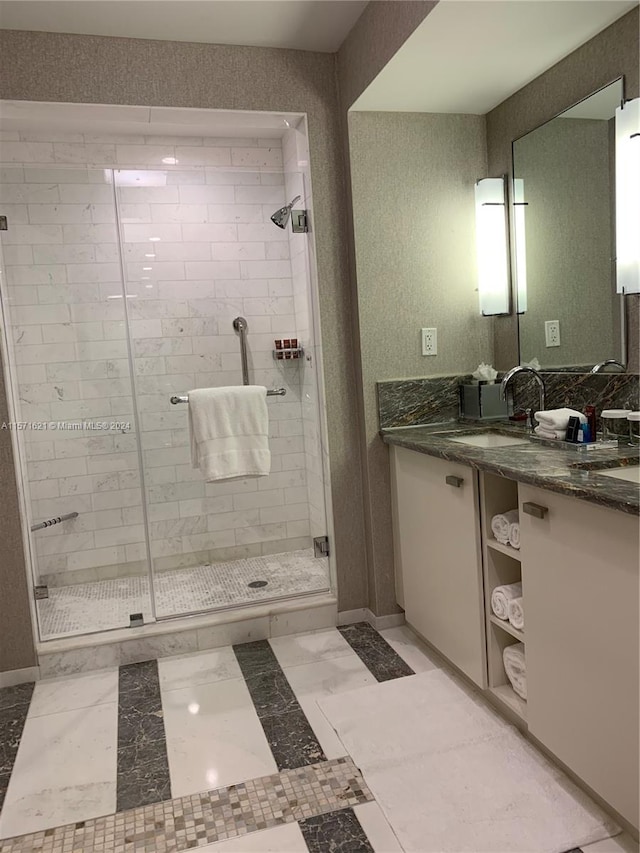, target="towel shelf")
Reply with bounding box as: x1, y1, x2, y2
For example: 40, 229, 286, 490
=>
170, 388, 286, 405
